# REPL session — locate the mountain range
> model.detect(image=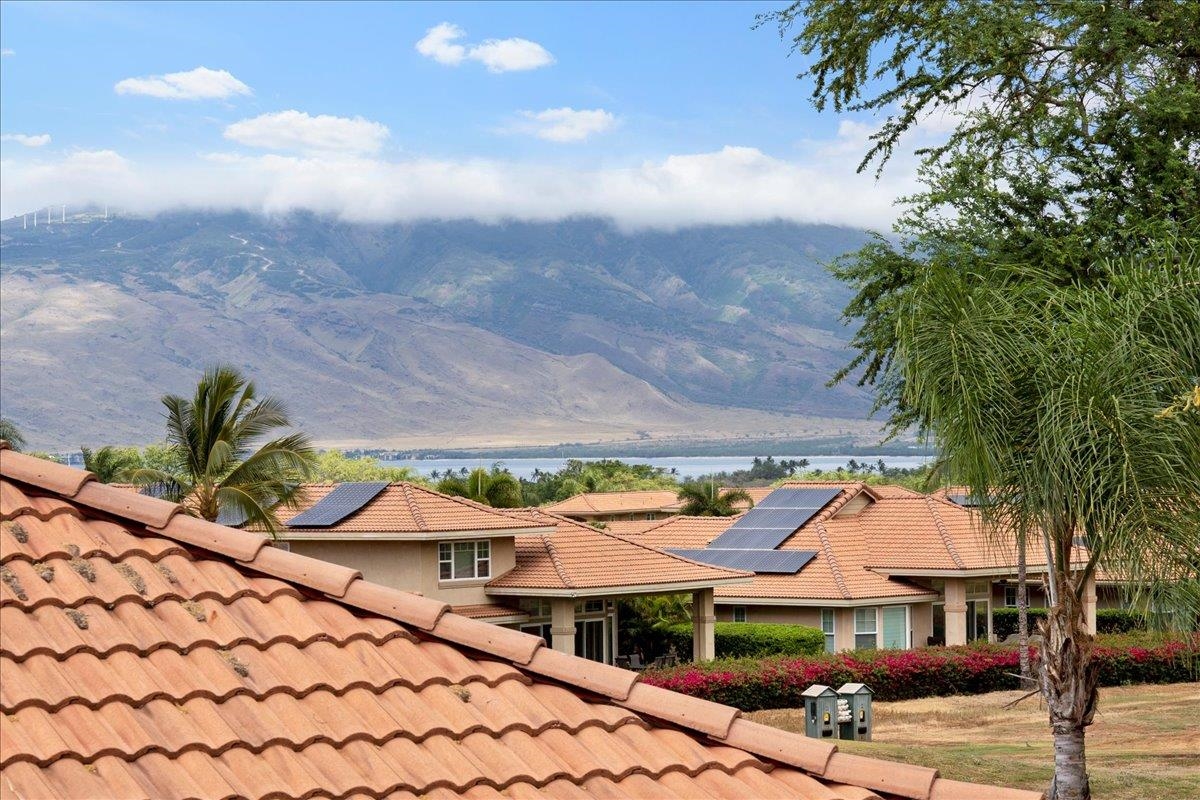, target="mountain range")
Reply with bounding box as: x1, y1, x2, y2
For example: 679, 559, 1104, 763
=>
0, 210, 883, 450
